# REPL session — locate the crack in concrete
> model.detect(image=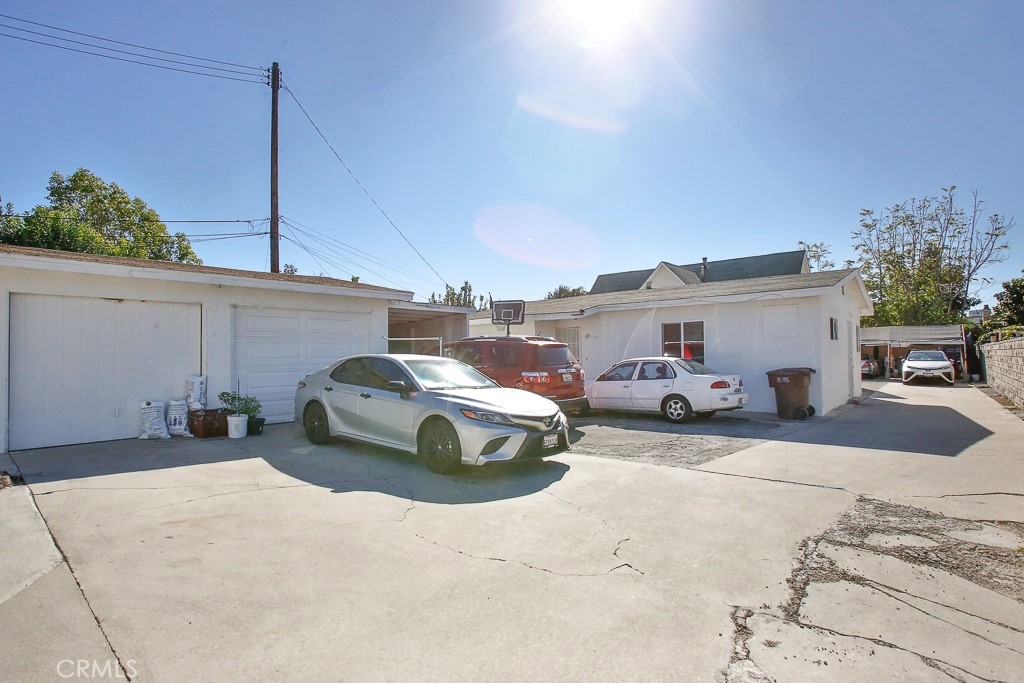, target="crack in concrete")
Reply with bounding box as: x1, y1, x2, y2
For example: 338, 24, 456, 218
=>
693, 467, 857, 496
29, 490, 134, 682
725, 496, 1024, 682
